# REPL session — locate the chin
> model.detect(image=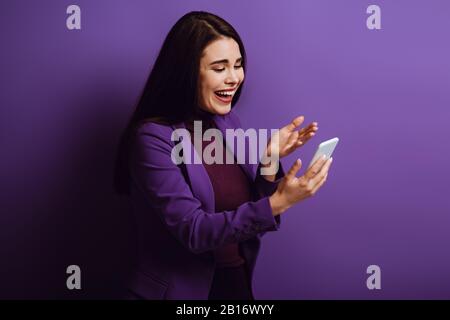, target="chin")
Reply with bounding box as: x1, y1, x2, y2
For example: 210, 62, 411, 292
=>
212, 104, 231, 115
